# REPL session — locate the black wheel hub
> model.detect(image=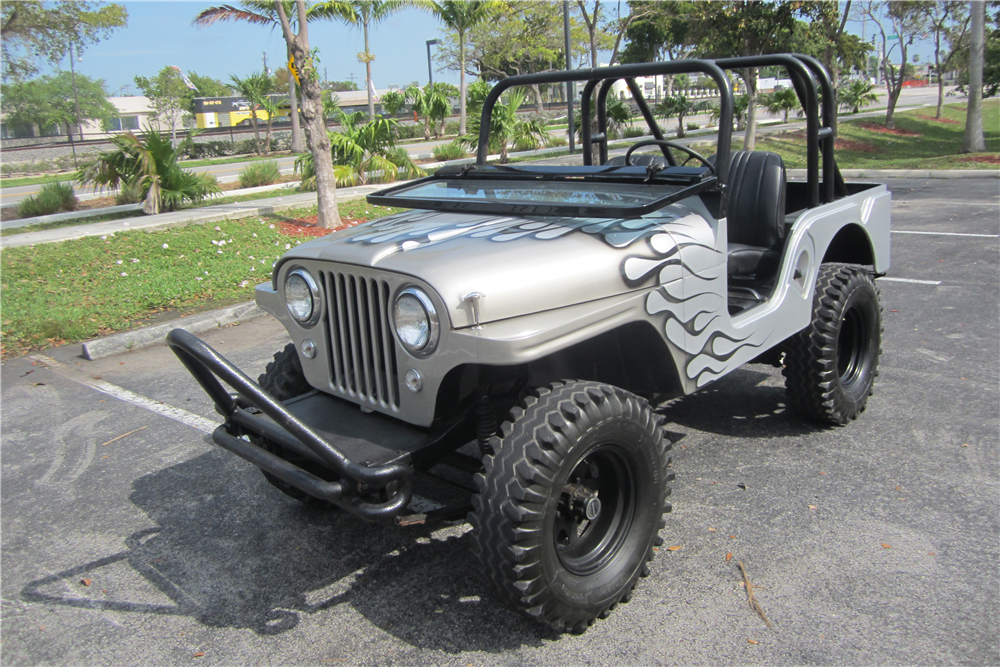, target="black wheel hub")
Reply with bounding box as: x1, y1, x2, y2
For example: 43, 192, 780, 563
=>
554, 446, 636, 577
837, 305, 870, 388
